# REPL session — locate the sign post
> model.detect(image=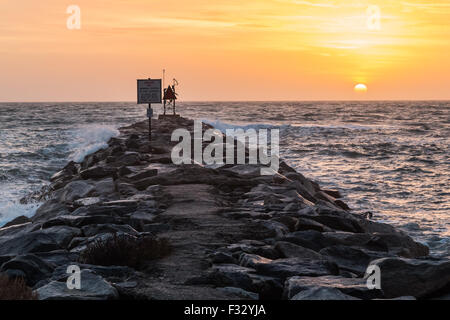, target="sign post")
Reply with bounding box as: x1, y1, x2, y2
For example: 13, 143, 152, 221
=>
137, 78, 162, 141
